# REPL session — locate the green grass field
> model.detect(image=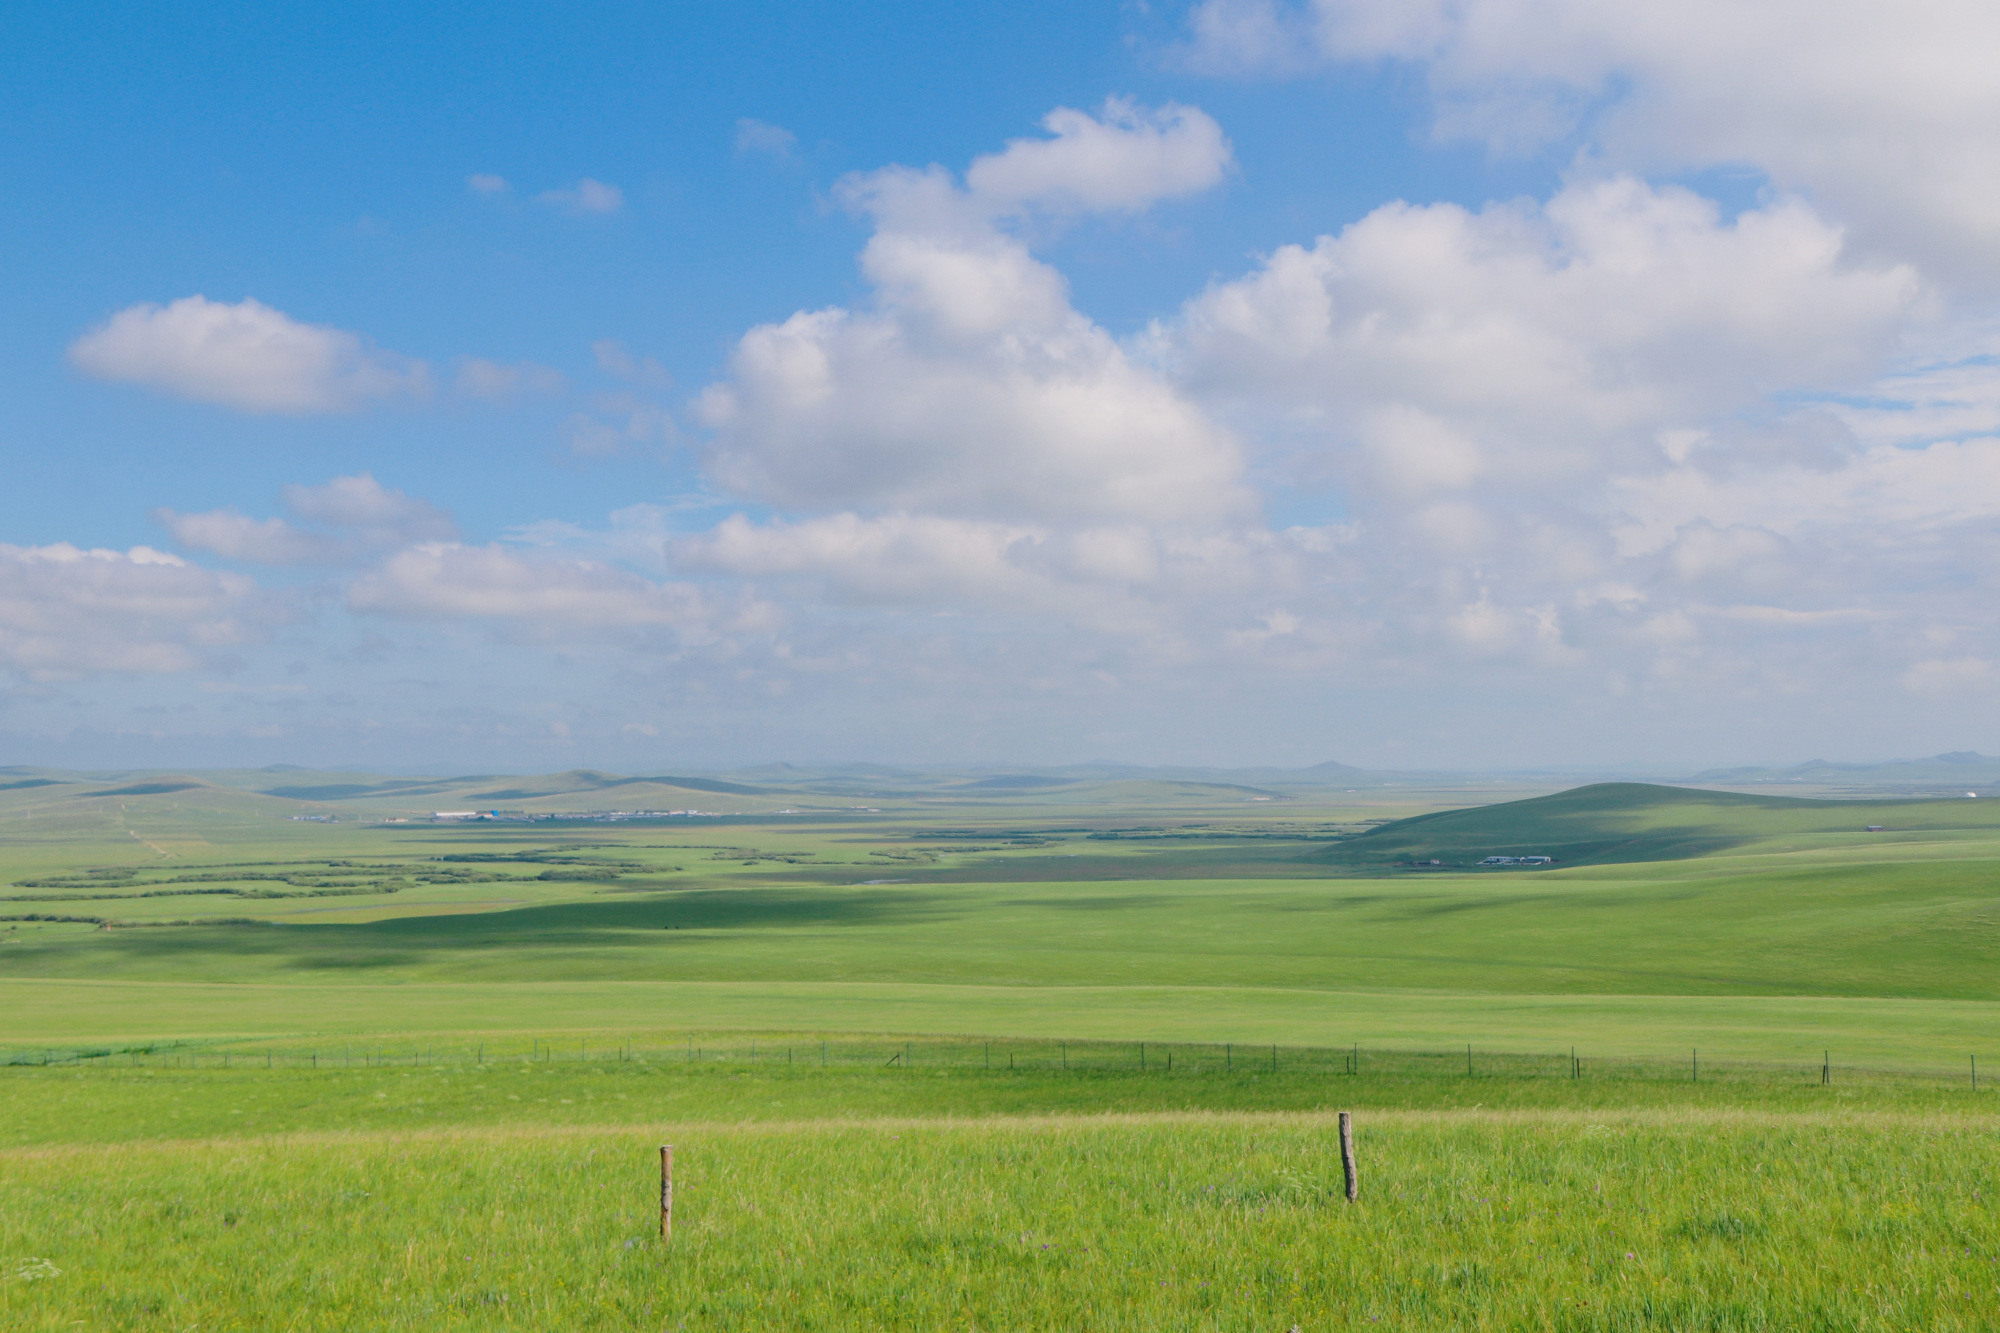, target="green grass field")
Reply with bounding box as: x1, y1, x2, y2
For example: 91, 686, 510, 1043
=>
3, 776, 1999, 1326
4, 1059, 1998, 1329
